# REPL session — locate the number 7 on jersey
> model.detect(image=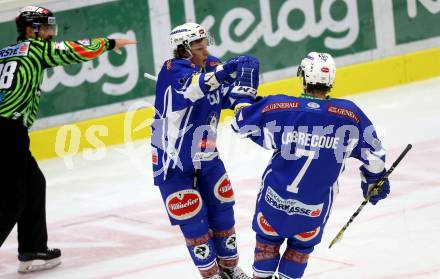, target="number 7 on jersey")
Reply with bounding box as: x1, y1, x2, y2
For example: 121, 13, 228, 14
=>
286, 148, 316, 193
